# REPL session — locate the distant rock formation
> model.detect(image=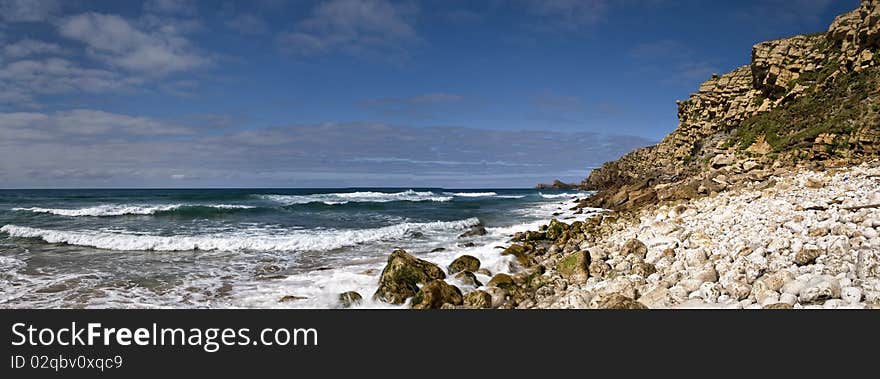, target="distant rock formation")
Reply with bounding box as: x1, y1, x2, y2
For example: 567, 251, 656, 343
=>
582, 0, 880, 211
536, 180, 580, 190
